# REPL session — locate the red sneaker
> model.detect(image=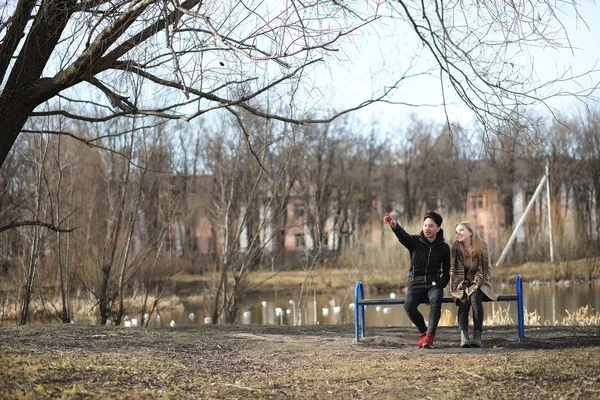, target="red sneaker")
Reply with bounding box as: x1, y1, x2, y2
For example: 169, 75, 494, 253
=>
422, 333, 434, 349
417, 332, 427, 348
